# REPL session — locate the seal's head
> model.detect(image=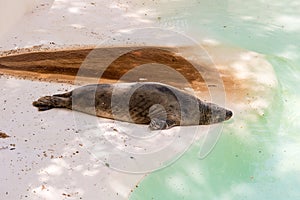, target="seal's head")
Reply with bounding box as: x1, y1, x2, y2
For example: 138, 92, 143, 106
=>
199, 102, 233, 125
